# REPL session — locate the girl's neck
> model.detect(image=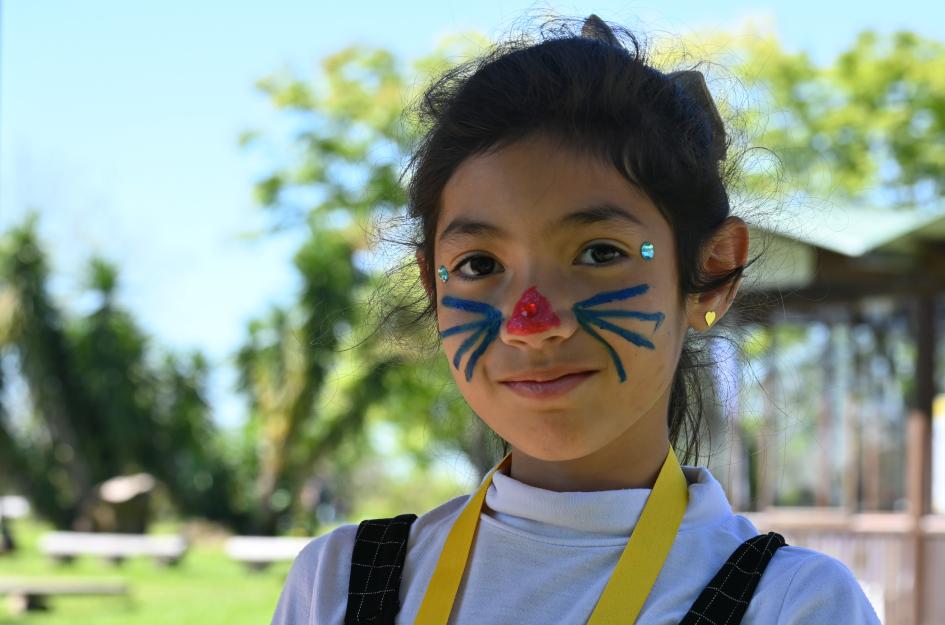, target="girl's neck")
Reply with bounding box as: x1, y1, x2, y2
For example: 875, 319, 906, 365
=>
506, 425, 672, 492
